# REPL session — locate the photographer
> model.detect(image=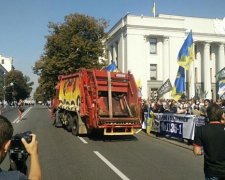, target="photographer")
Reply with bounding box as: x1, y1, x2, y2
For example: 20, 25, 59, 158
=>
0, 115, 41, 180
